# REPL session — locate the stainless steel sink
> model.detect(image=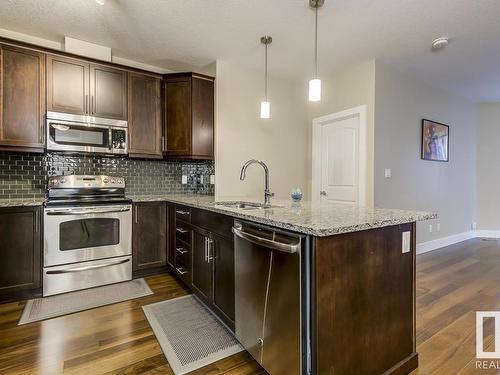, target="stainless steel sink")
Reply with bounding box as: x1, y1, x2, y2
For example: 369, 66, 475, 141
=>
215, 201, 278, 210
